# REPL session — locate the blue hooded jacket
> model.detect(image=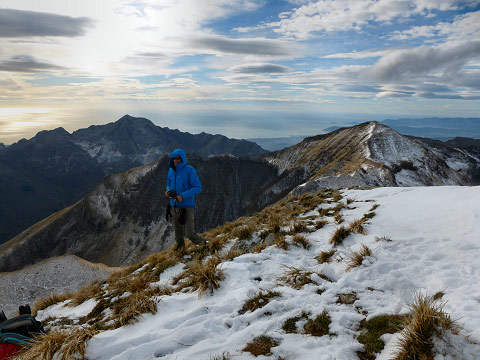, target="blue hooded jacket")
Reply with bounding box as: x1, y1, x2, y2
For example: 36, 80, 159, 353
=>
166, 149, 202, 208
